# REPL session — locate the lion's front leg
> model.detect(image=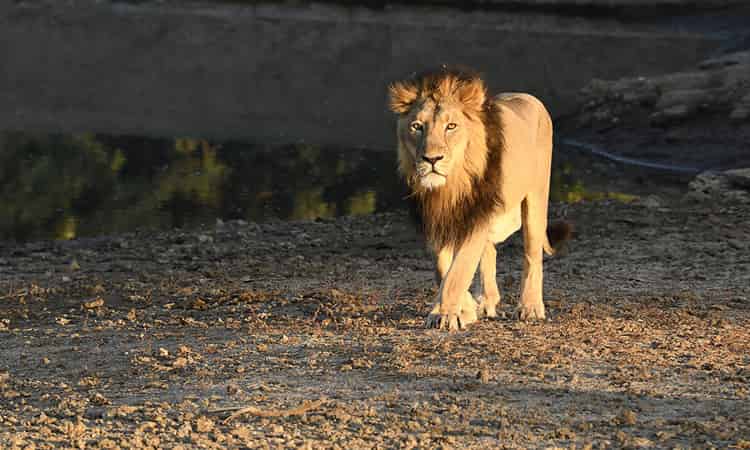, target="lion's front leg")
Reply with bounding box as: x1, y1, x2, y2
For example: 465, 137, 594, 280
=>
426, 291, 478, 330
433, 245, 454, 284
425, 231, 487, 330
426, 245, 478, 329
